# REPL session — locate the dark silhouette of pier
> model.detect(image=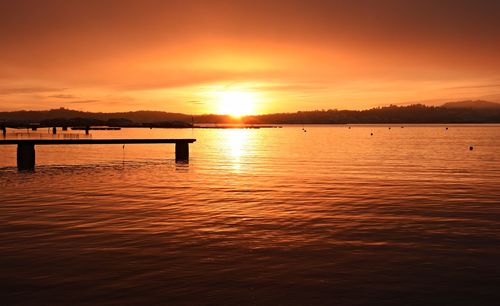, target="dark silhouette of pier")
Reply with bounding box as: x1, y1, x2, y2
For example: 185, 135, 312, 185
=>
0, 139, 196, 170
